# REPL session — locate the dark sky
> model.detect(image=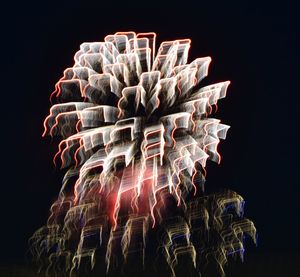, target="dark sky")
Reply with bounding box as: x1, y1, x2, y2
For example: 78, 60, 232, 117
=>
1, 0, 299, 275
